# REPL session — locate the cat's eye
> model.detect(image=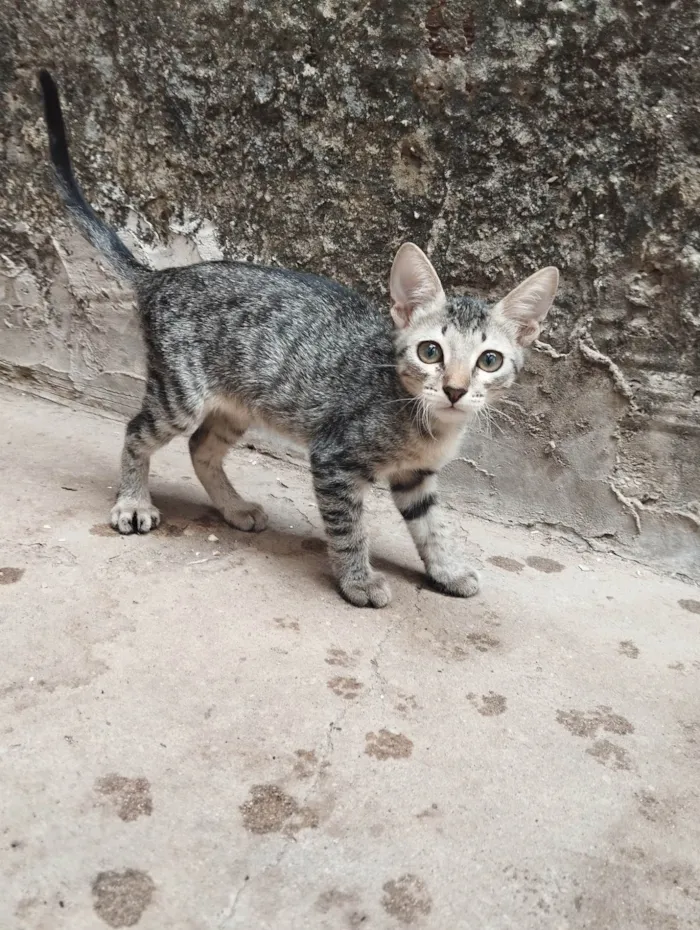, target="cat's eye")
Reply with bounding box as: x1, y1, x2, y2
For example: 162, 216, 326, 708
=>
477, 350, 504, 372
417, 341, 444, 364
